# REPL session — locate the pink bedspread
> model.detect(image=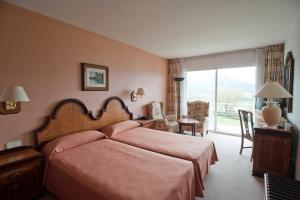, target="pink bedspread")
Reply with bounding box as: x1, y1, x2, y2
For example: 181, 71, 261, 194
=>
111, 127, 218, 197
43, 139, 195, 200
